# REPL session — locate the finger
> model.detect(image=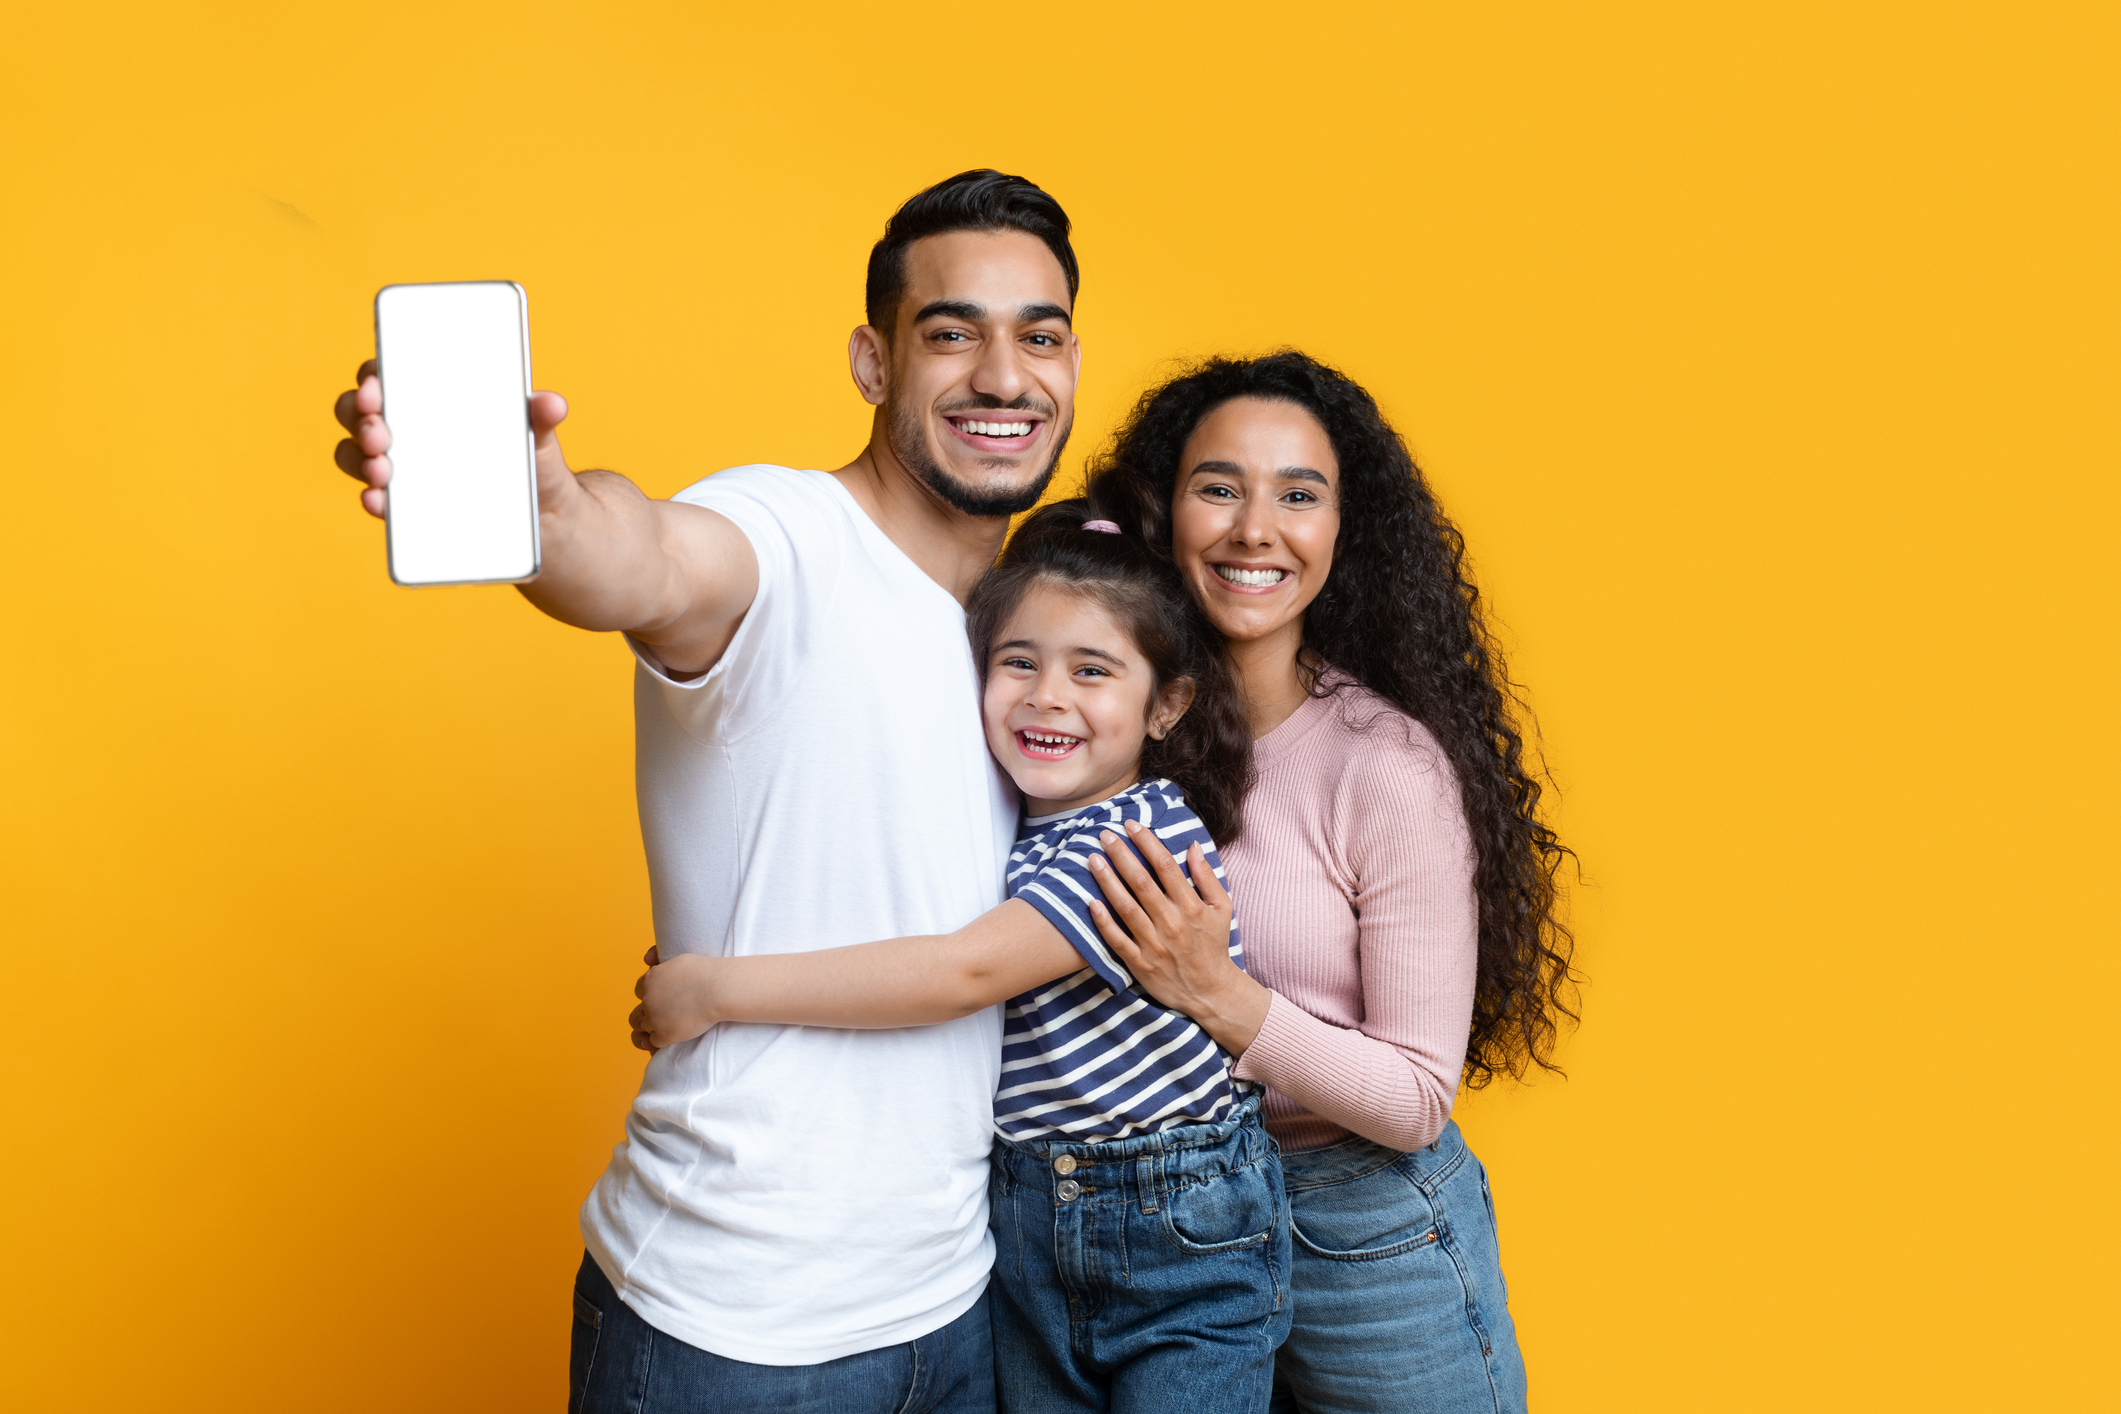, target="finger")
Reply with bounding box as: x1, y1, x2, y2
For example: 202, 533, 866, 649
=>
1124, 819, 1200, 906
352, 408, 391, 458
629, 1003, 649, 1033
1087, 897, 1145, 963
634, 972, 649, 1000
335, 386, 361, 434
632, 1029, 654, 1052
1087, 849, 1157, 940
1099, 830, 1181, 930
644, 946, 660, 967
1188, 841, 1232, 912
355, 366, 381, 416
359, 486, 386, 519
528, 390, 569, 438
